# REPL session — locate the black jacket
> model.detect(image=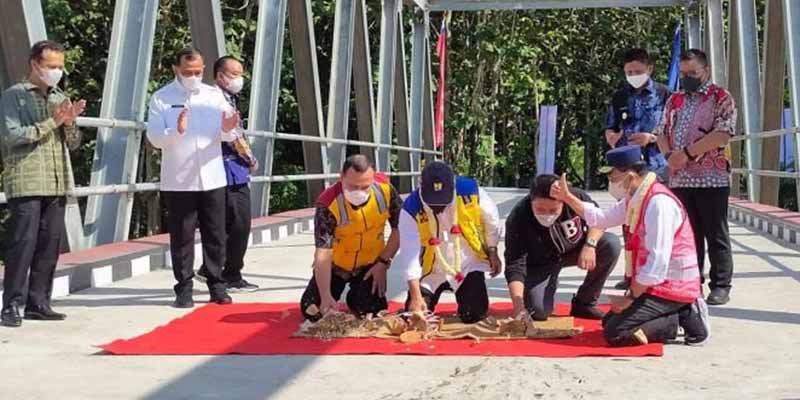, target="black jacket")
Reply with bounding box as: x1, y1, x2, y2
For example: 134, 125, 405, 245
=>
504, 190, 597, 283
